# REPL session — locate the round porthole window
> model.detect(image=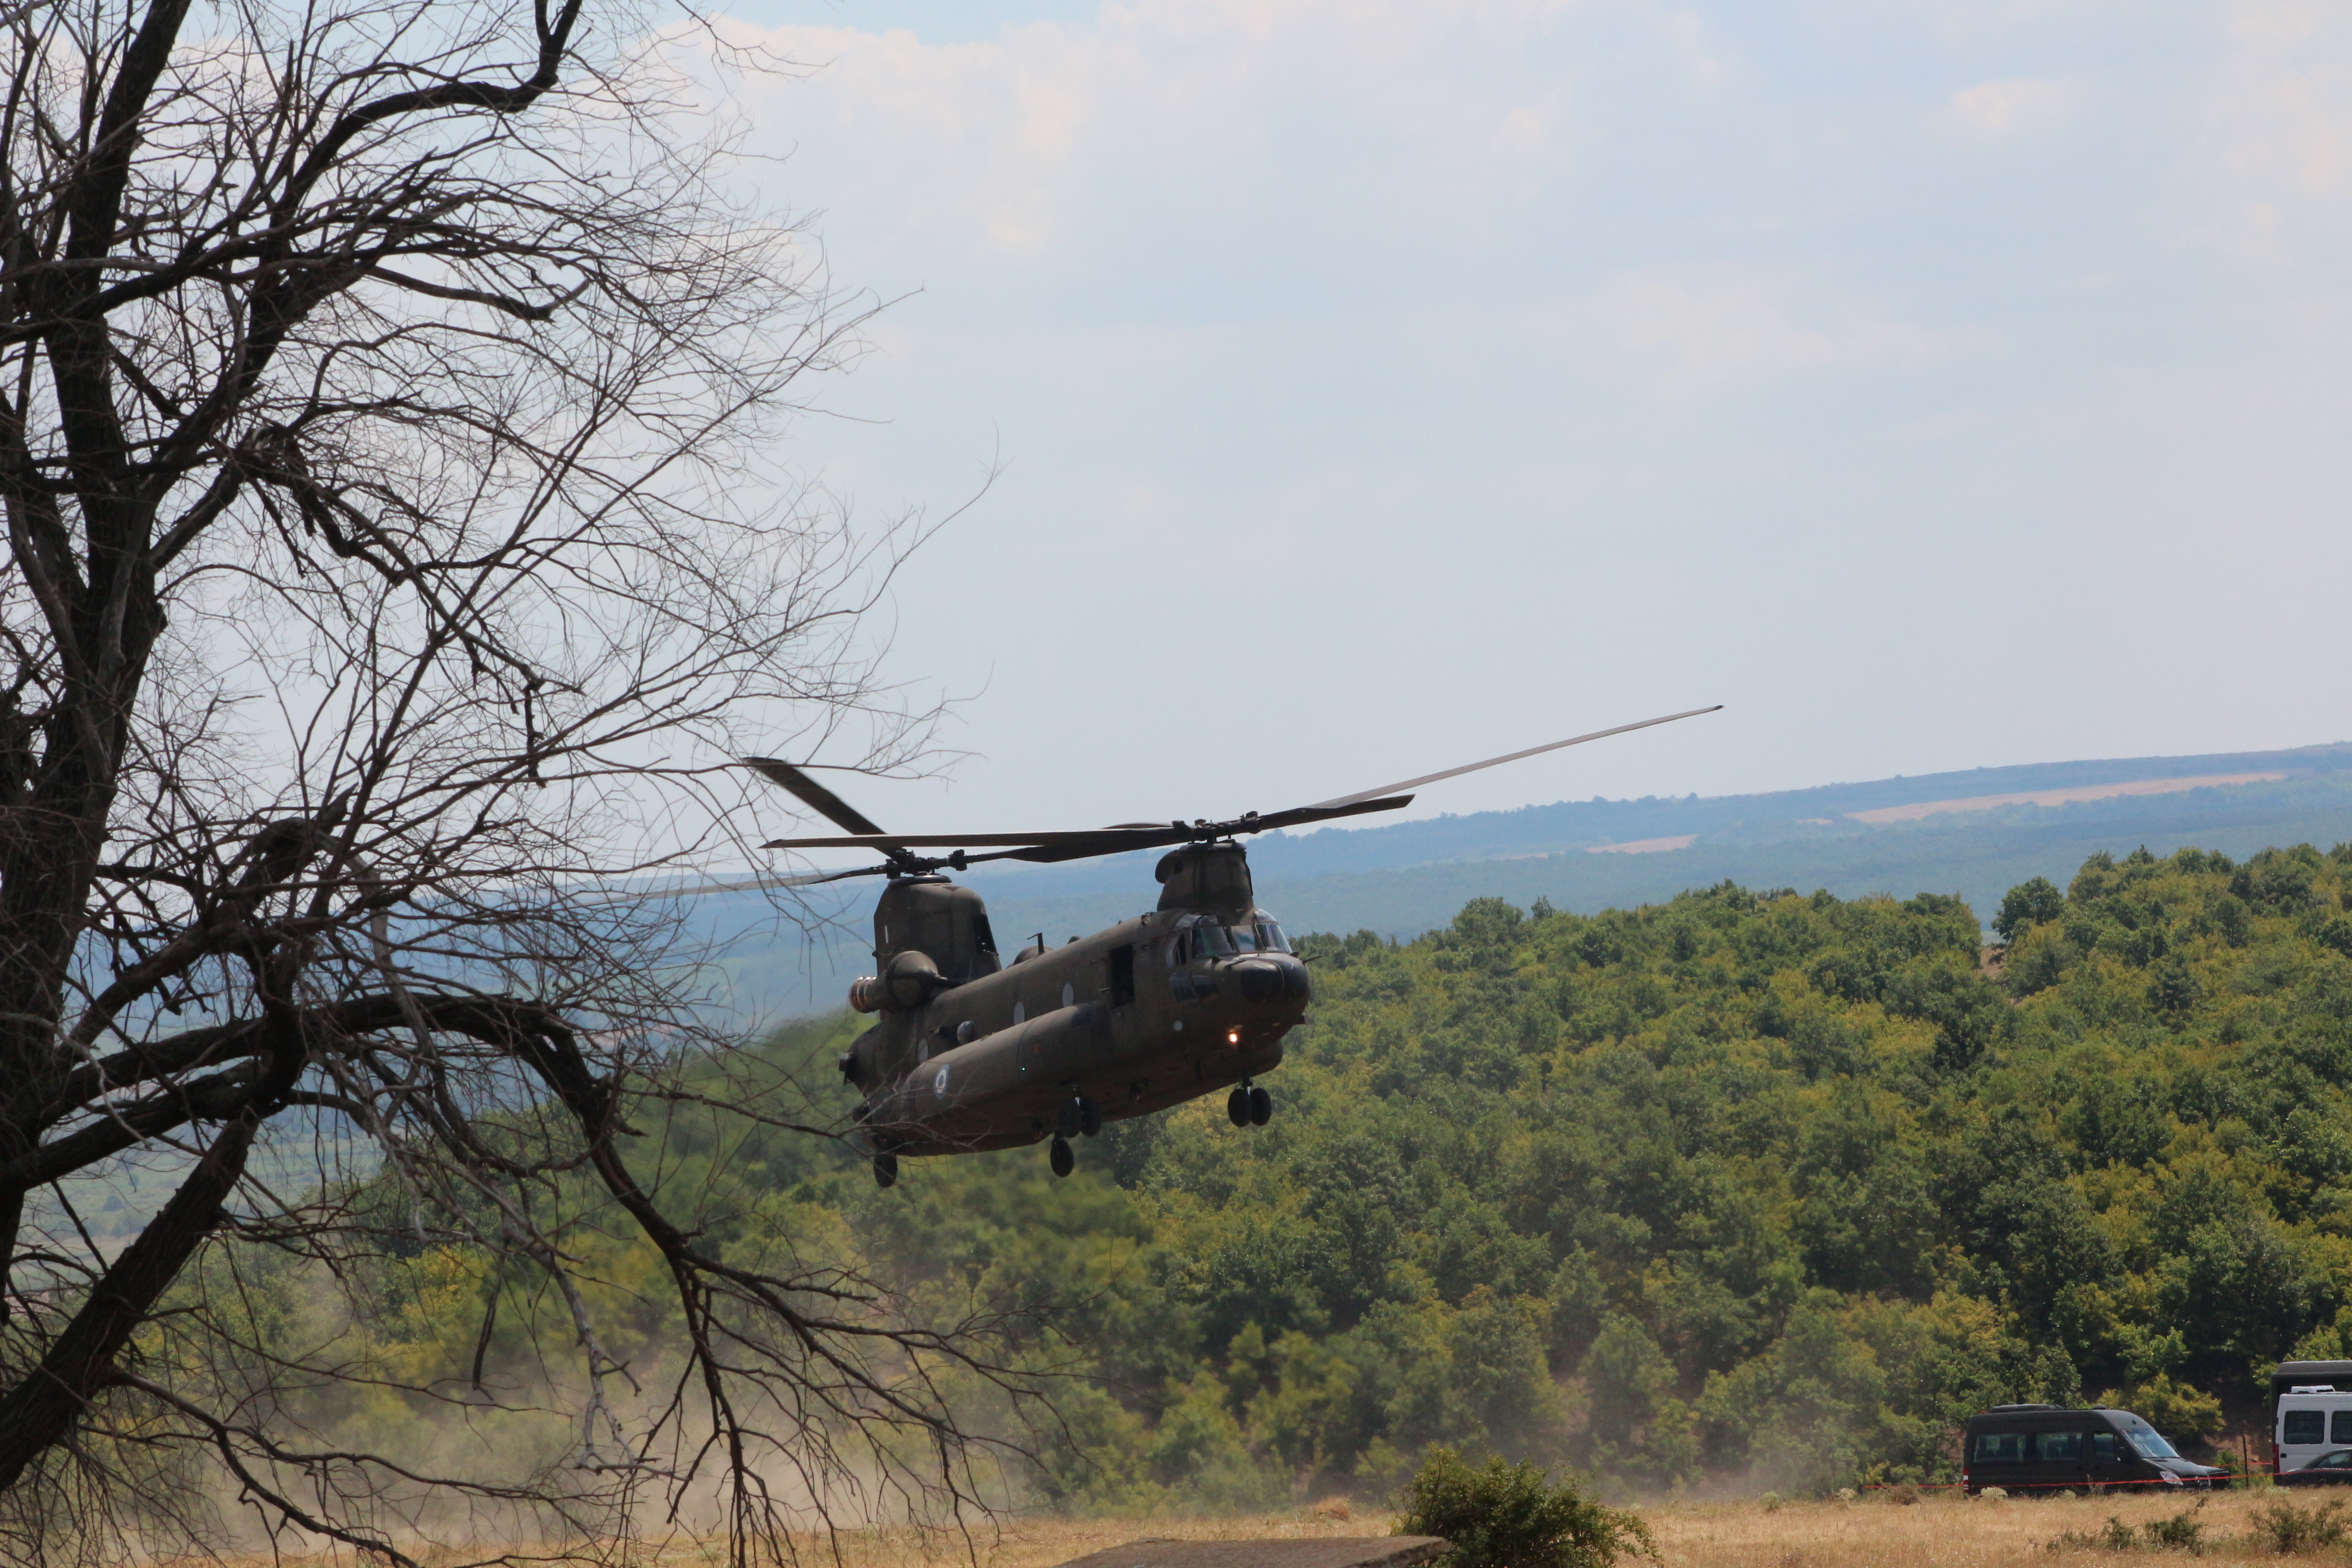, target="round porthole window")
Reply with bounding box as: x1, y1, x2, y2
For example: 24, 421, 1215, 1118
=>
933, 1065, 950, 1095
